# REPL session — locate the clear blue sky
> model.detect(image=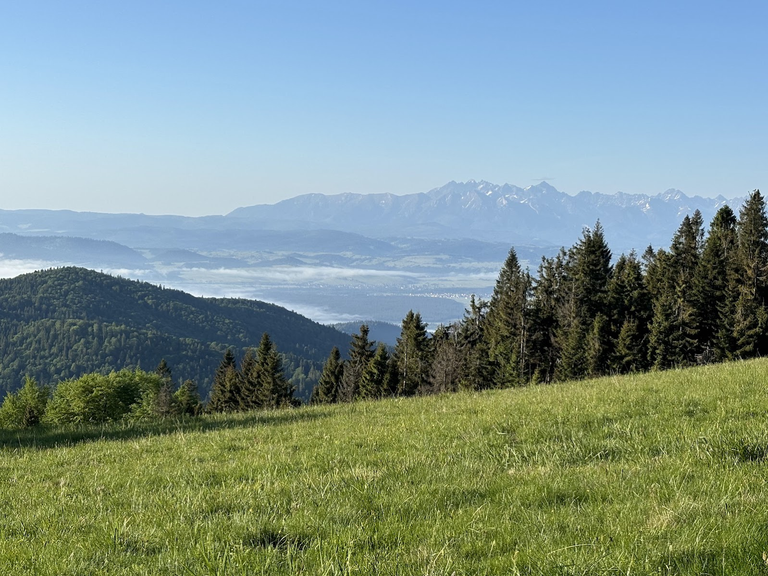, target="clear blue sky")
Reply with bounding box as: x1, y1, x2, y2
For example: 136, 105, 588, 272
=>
1, 1, 766, 215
